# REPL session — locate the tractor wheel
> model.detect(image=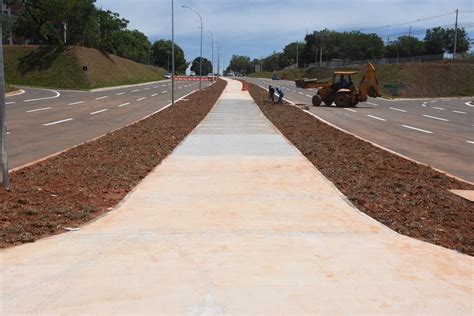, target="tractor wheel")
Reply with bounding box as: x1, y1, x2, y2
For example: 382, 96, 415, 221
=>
335, 93, 350, 107
323, 98, 334, 106
312, 95, 322, 106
